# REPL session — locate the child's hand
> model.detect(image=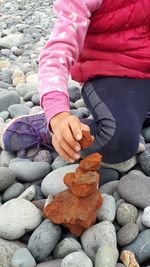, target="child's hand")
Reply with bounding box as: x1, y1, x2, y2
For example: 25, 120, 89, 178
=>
50, 112, 90, 162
